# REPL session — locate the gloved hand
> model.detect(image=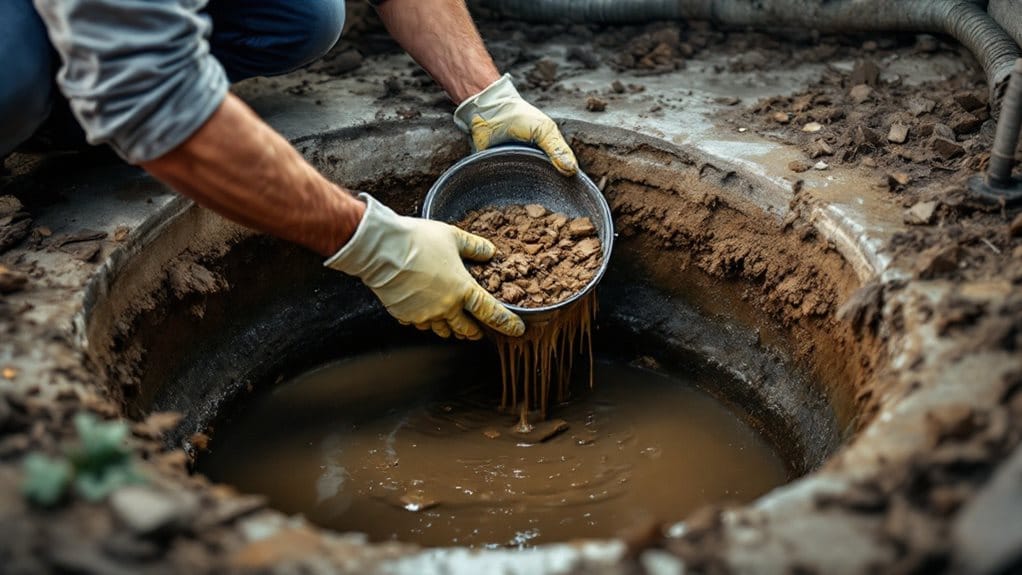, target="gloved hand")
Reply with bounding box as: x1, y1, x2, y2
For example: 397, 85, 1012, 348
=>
454, 74, 578, 176
325, 194, 525, 340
